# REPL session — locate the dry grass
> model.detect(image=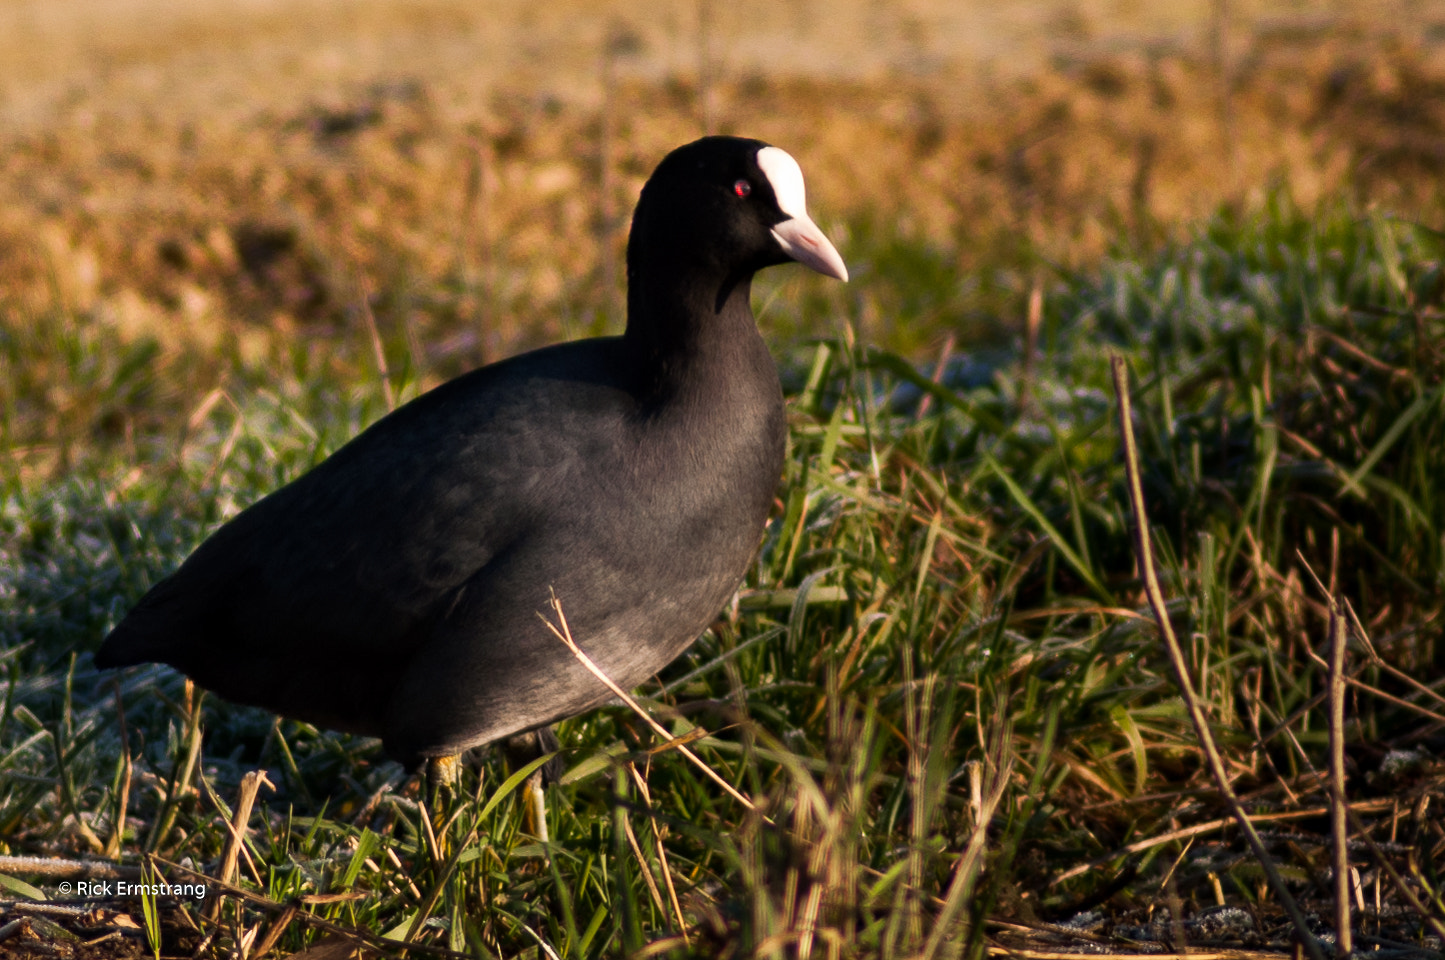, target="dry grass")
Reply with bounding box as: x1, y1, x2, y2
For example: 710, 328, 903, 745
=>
5, 4, 1445, 419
